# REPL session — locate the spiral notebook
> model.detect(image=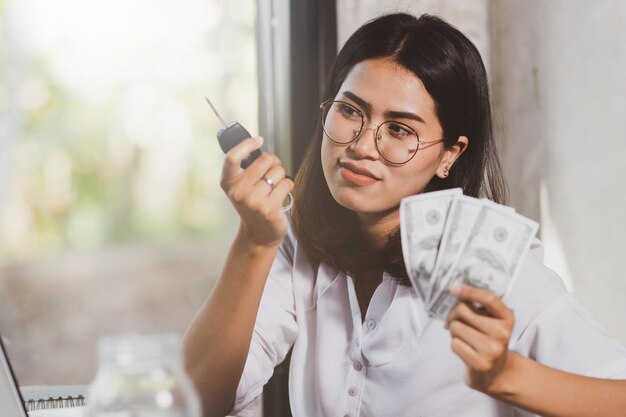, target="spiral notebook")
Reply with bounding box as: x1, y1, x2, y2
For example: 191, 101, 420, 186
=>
1, 334, 86, 417
21, 386, 87, 411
